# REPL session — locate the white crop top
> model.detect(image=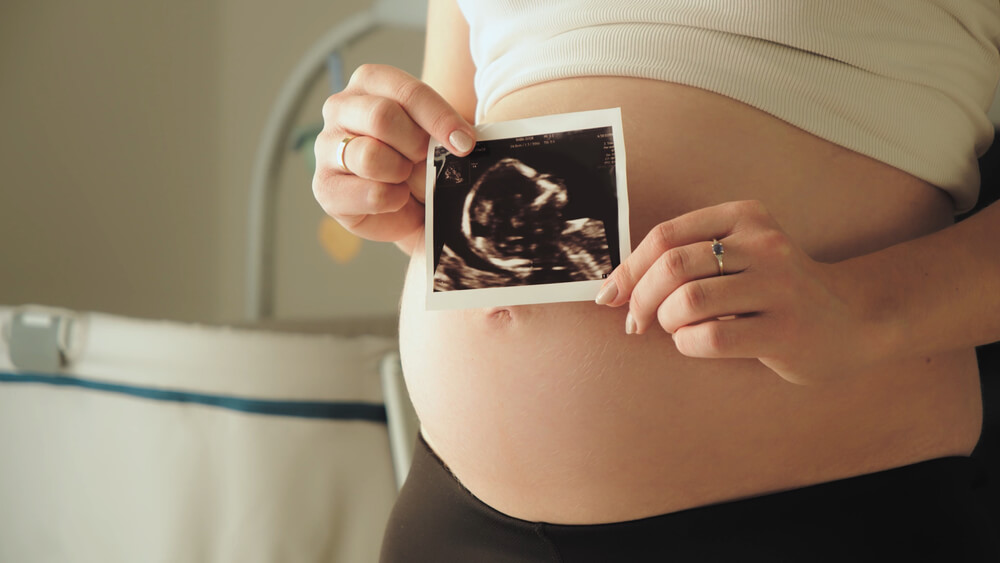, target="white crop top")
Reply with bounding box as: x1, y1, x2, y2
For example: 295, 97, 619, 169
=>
455, 0, 1000, 212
